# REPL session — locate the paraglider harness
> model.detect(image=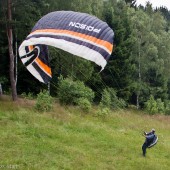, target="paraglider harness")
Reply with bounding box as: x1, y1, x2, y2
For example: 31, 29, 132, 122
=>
143, 131, 158, 148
